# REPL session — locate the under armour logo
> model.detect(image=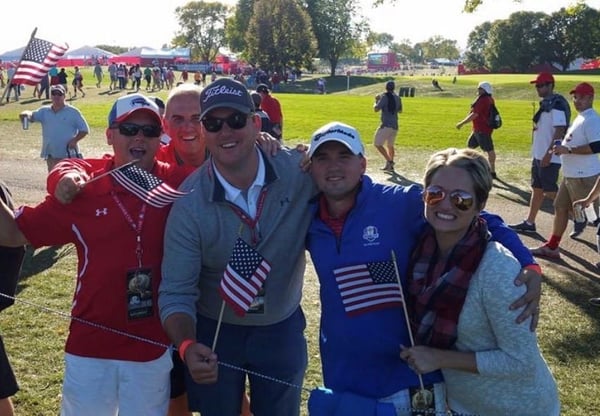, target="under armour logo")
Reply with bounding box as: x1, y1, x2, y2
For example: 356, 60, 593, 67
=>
280, 197, 291, 207
96, 208, 108, 216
